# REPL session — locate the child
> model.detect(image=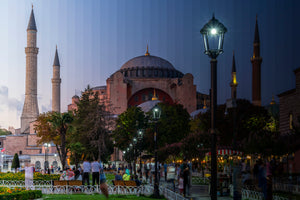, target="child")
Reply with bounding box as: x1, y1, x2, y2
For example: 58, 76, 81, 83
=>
178, 175, 184, 195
